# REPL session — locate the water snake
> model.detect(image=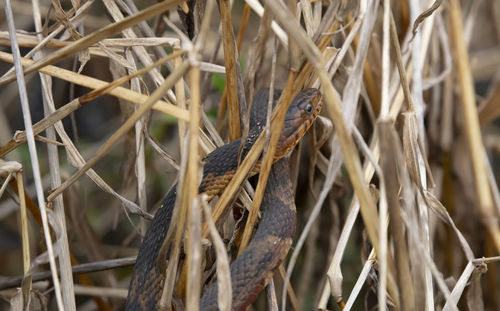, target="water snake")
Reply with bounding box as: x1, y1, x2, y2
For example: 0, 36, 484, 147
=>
125, 88, 323, 310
